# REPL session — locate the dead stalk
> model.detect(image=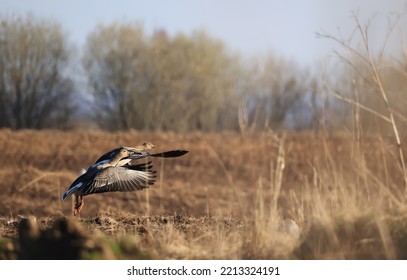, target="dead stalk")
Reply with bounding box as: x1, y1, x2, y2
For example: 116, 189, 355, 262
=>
321, 12, 407, 196
356, 15, 407, 194
271, 135, 286, 215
